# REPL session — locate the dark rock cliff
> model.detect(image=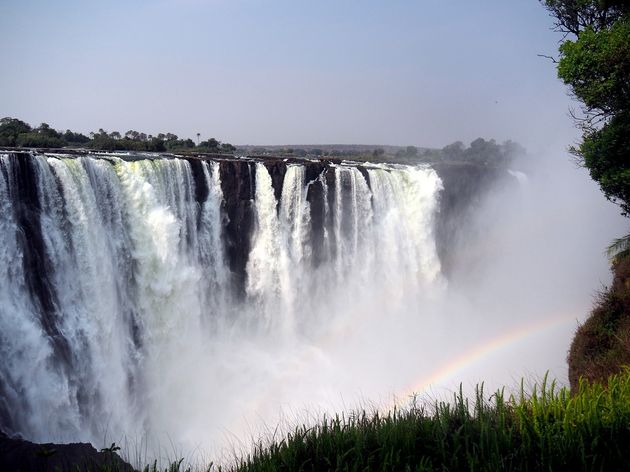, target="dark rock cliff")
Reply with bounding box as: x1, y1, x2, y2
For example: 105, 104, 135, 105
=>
215, 157, 347, 292
2, 150, 514, 290
218, 159, 256, 295
432, 162, 515, 277
0, 431, 133, 472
